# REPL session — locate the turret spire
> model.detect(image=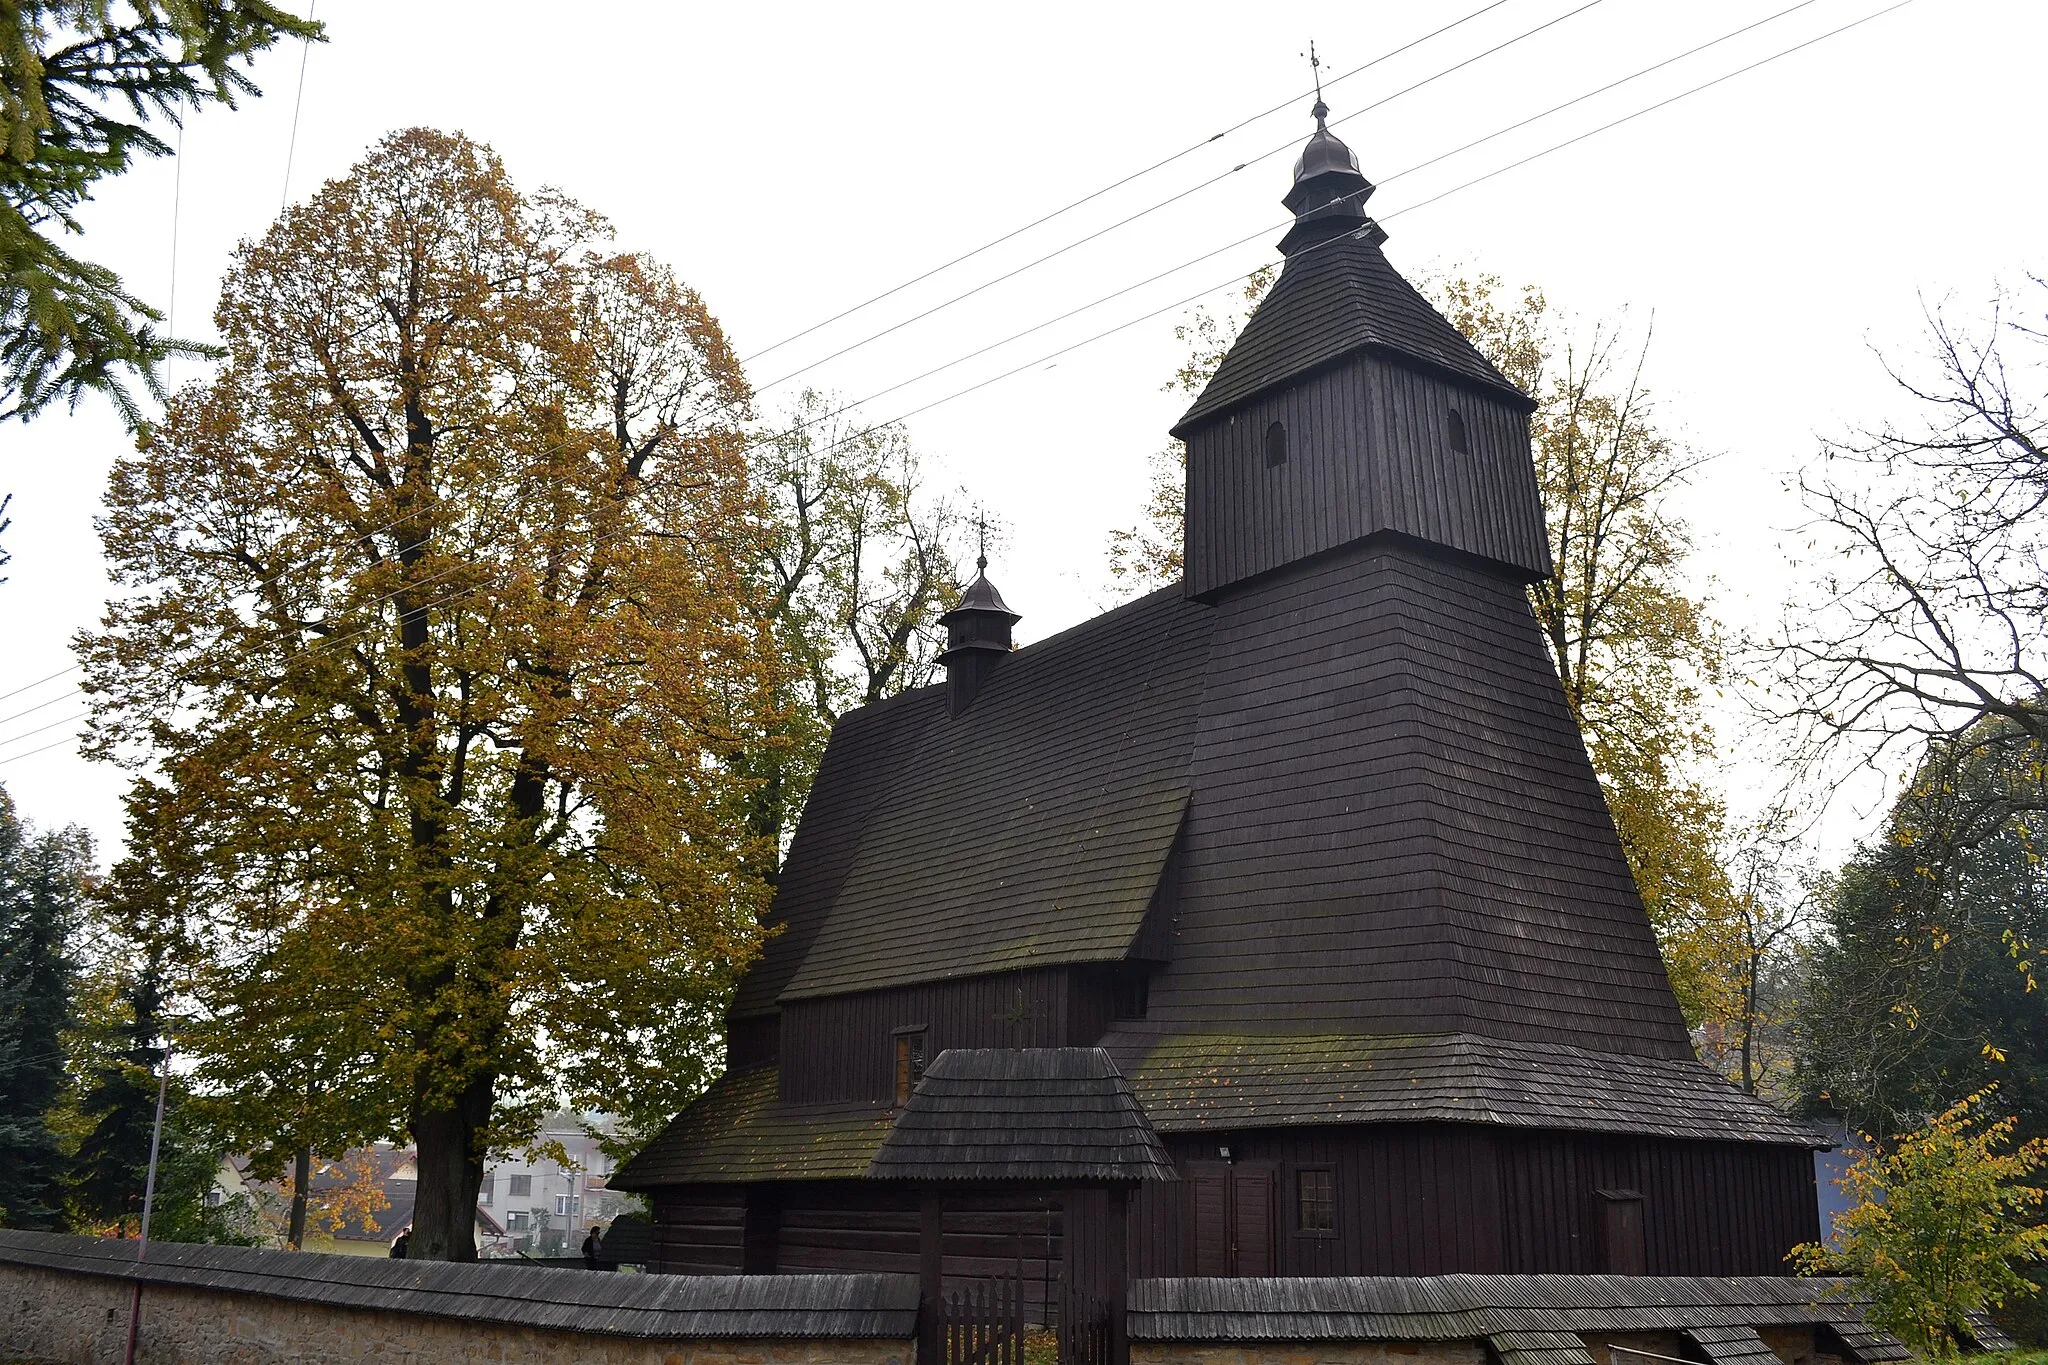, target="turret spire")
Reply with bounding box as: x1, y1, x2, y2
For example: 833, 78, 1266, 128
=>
938, 520, 1019, 716
1278, 93, 1384, 257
